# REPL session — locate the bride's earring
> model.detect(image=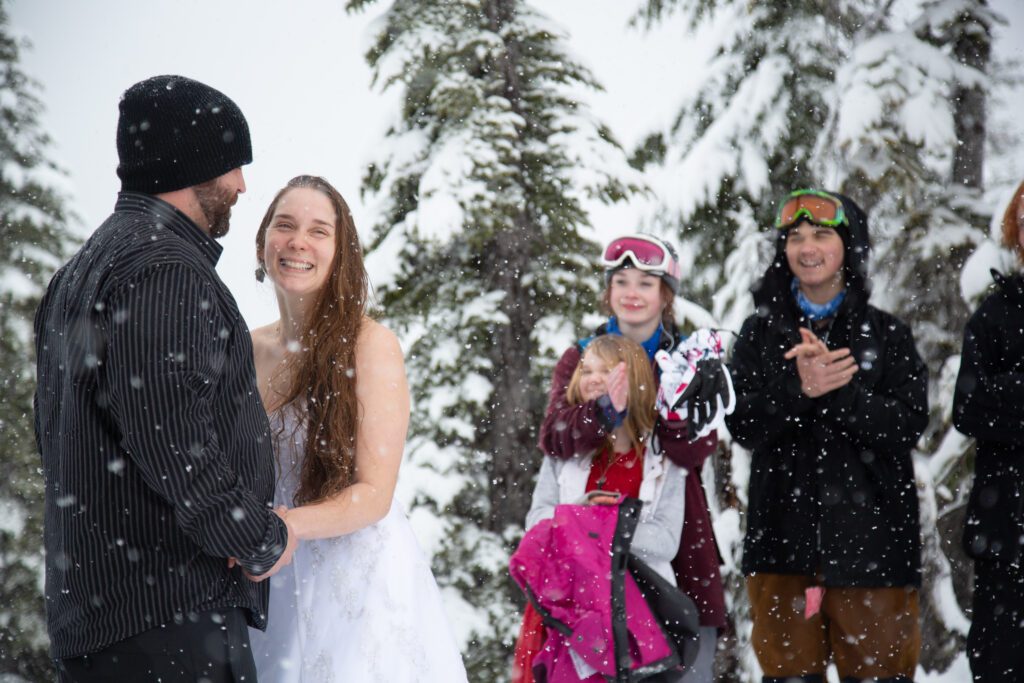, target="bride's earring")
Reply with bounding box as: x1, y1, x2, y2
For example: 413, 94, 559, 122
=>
255, 262, 266, 282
